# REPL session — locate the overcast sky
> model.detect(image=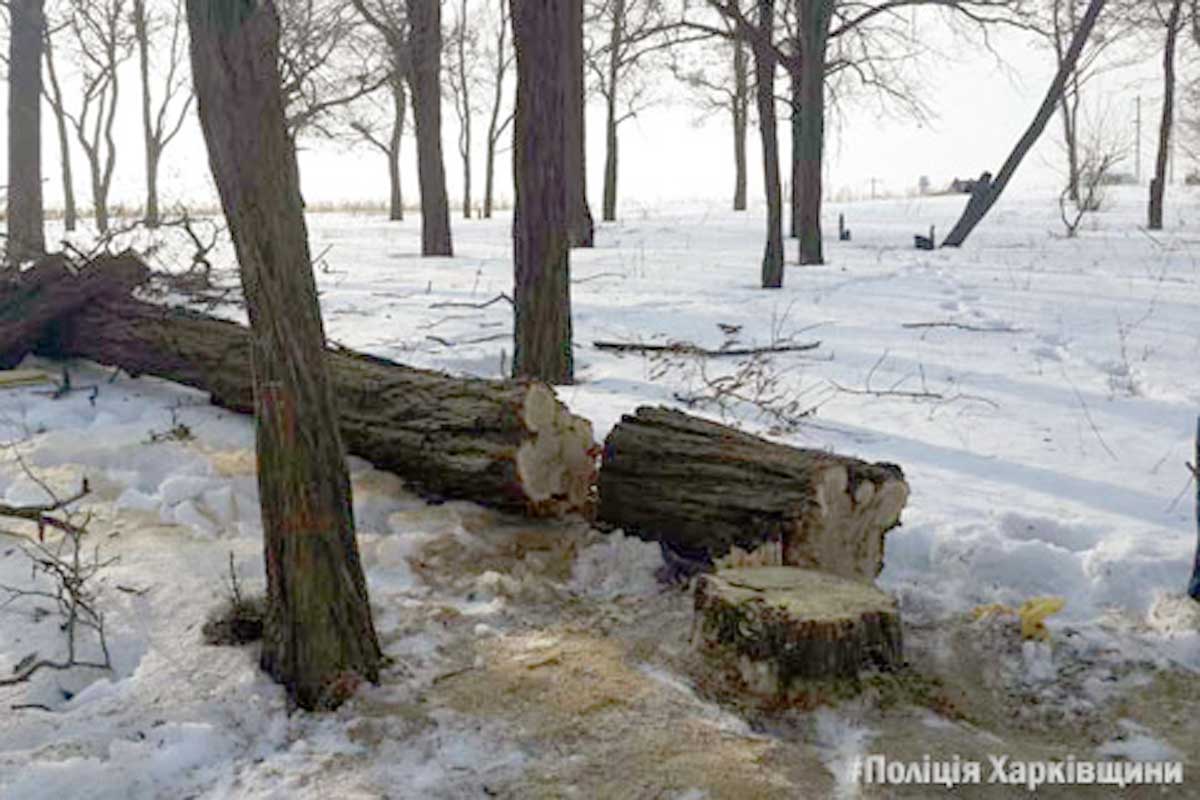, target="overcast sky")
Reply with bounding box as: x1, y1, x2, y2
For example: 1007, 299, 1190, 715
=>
0, 17, 1181, 219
